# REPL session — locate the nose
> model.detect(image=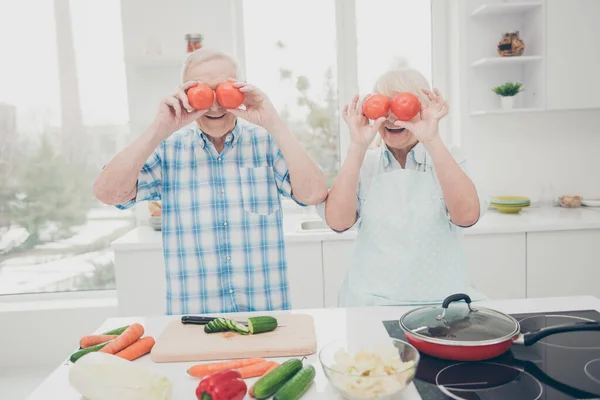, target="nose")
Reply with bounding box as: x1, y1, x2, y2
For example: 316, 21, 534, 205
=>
209, 92, 221, 111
